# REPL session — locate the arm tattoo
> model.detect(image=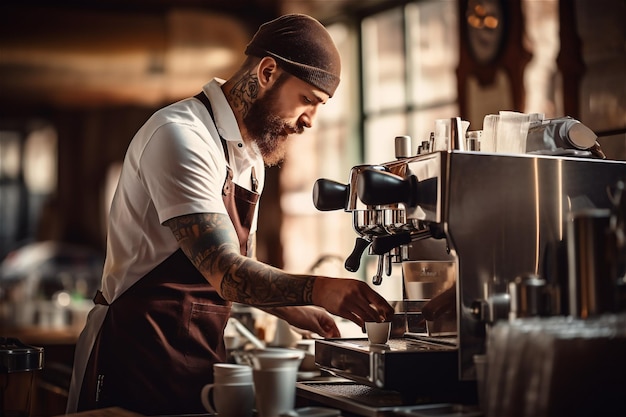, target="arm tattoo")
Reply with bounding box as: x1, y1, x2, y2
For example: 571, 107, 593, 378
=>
165, 213, 315, 305
227, 72, 259, 118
